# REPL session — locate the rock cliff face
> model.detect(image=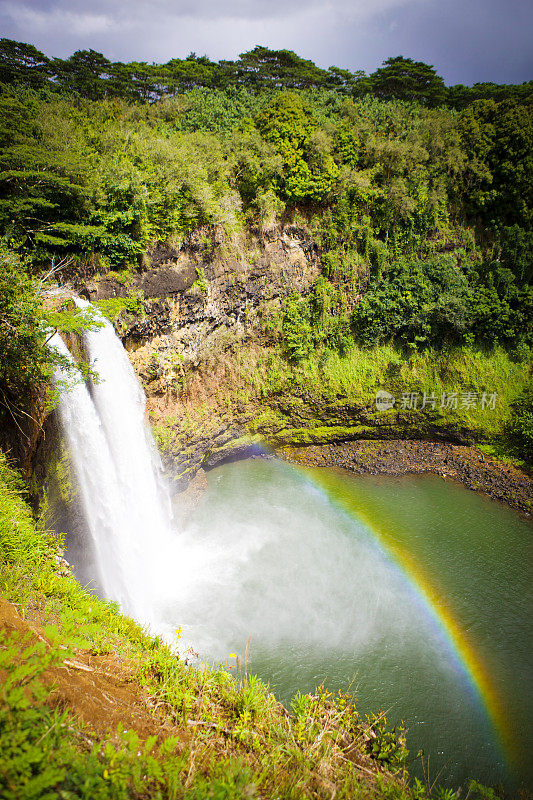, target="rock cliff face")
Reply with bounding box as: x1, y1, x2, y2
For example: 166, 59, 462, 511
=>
81, 223, 320, 360
68, 222, 326, 489
0, 390, 51, 480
